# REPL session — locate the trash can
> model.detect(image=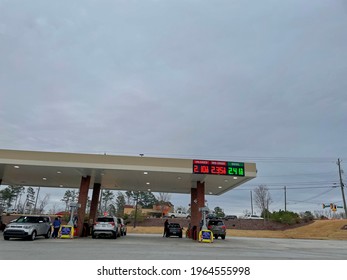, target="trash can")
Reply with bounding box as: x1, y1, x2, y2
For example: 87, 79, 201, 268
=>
73, 227, 78, 237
